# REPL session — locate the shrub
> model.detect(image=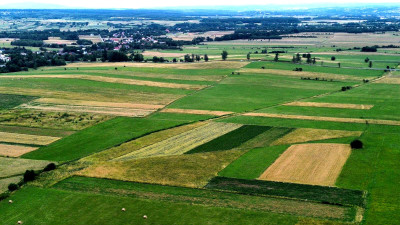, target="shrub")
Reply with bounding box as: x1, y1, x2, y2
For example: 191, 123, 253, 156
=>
351, 140, 363, 149
43, 163, 57, 172
8, 183, 19, 192
23, 170, 36, 182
